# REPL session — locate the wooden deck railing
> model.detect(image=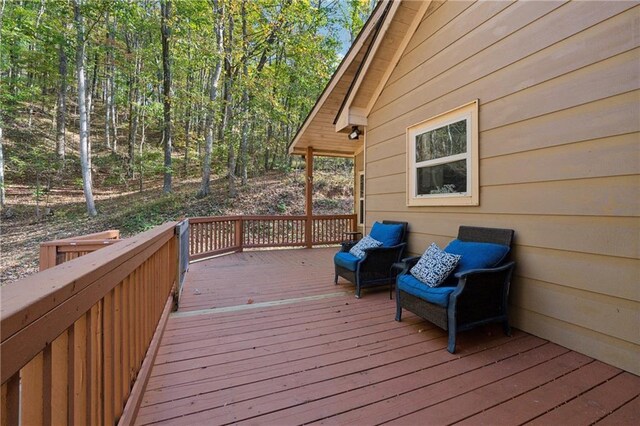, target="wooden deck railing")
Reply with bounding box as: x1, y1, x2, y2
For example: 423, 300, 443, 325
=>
1, 222, 179, 425
189, 214, 356, 261
39, 229, 121, 271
